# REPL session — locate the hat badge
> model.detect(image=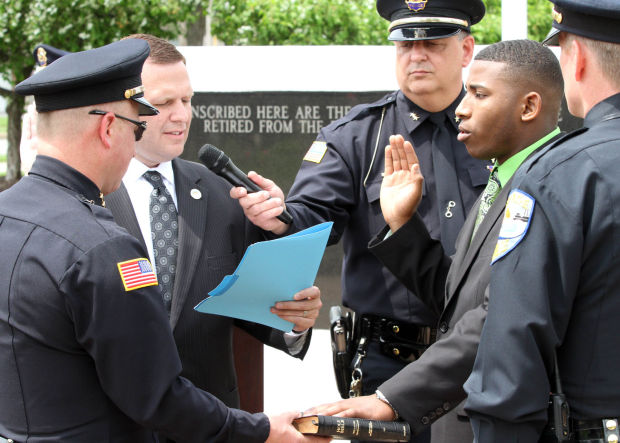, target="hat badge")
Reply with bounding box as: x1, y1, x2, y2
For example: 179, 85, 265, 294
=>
406, 0, 428, 12
37, 47, 48, 67
552, 7, 563, 24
